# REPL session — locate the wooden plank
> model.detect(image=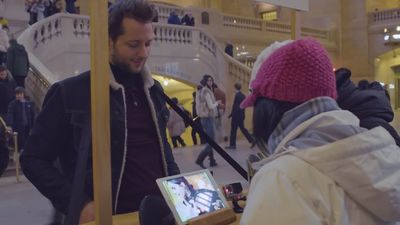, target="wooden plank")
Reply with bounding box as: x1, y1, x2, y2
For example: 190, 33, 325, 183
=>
188, 208, 236, 225
89, 0, 113, 225
291, 9, 300, 40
